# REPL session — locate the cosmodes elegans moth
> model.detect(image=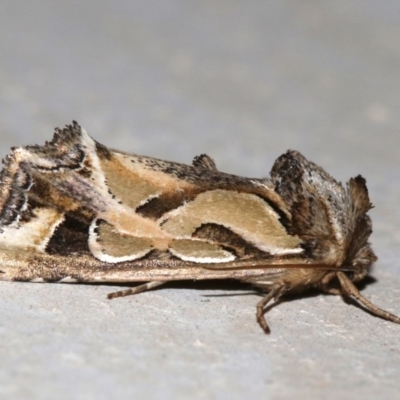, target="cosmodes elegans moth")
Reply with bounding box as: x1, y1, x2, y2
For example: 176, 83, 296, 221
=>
0, 122, 399, 333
